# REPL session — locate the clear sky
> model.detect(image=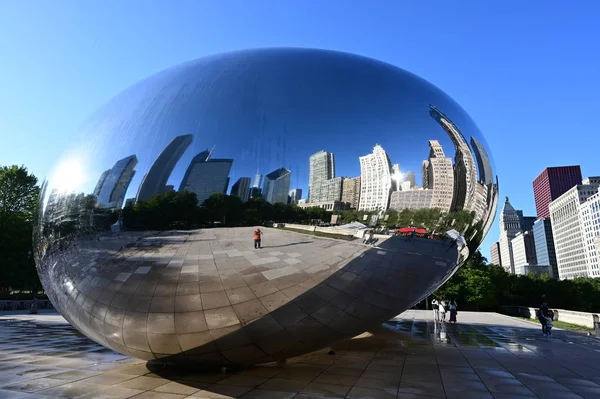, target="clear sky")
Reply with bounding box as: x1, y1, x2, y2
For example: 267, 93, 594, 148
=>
1, 1, 599, 260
